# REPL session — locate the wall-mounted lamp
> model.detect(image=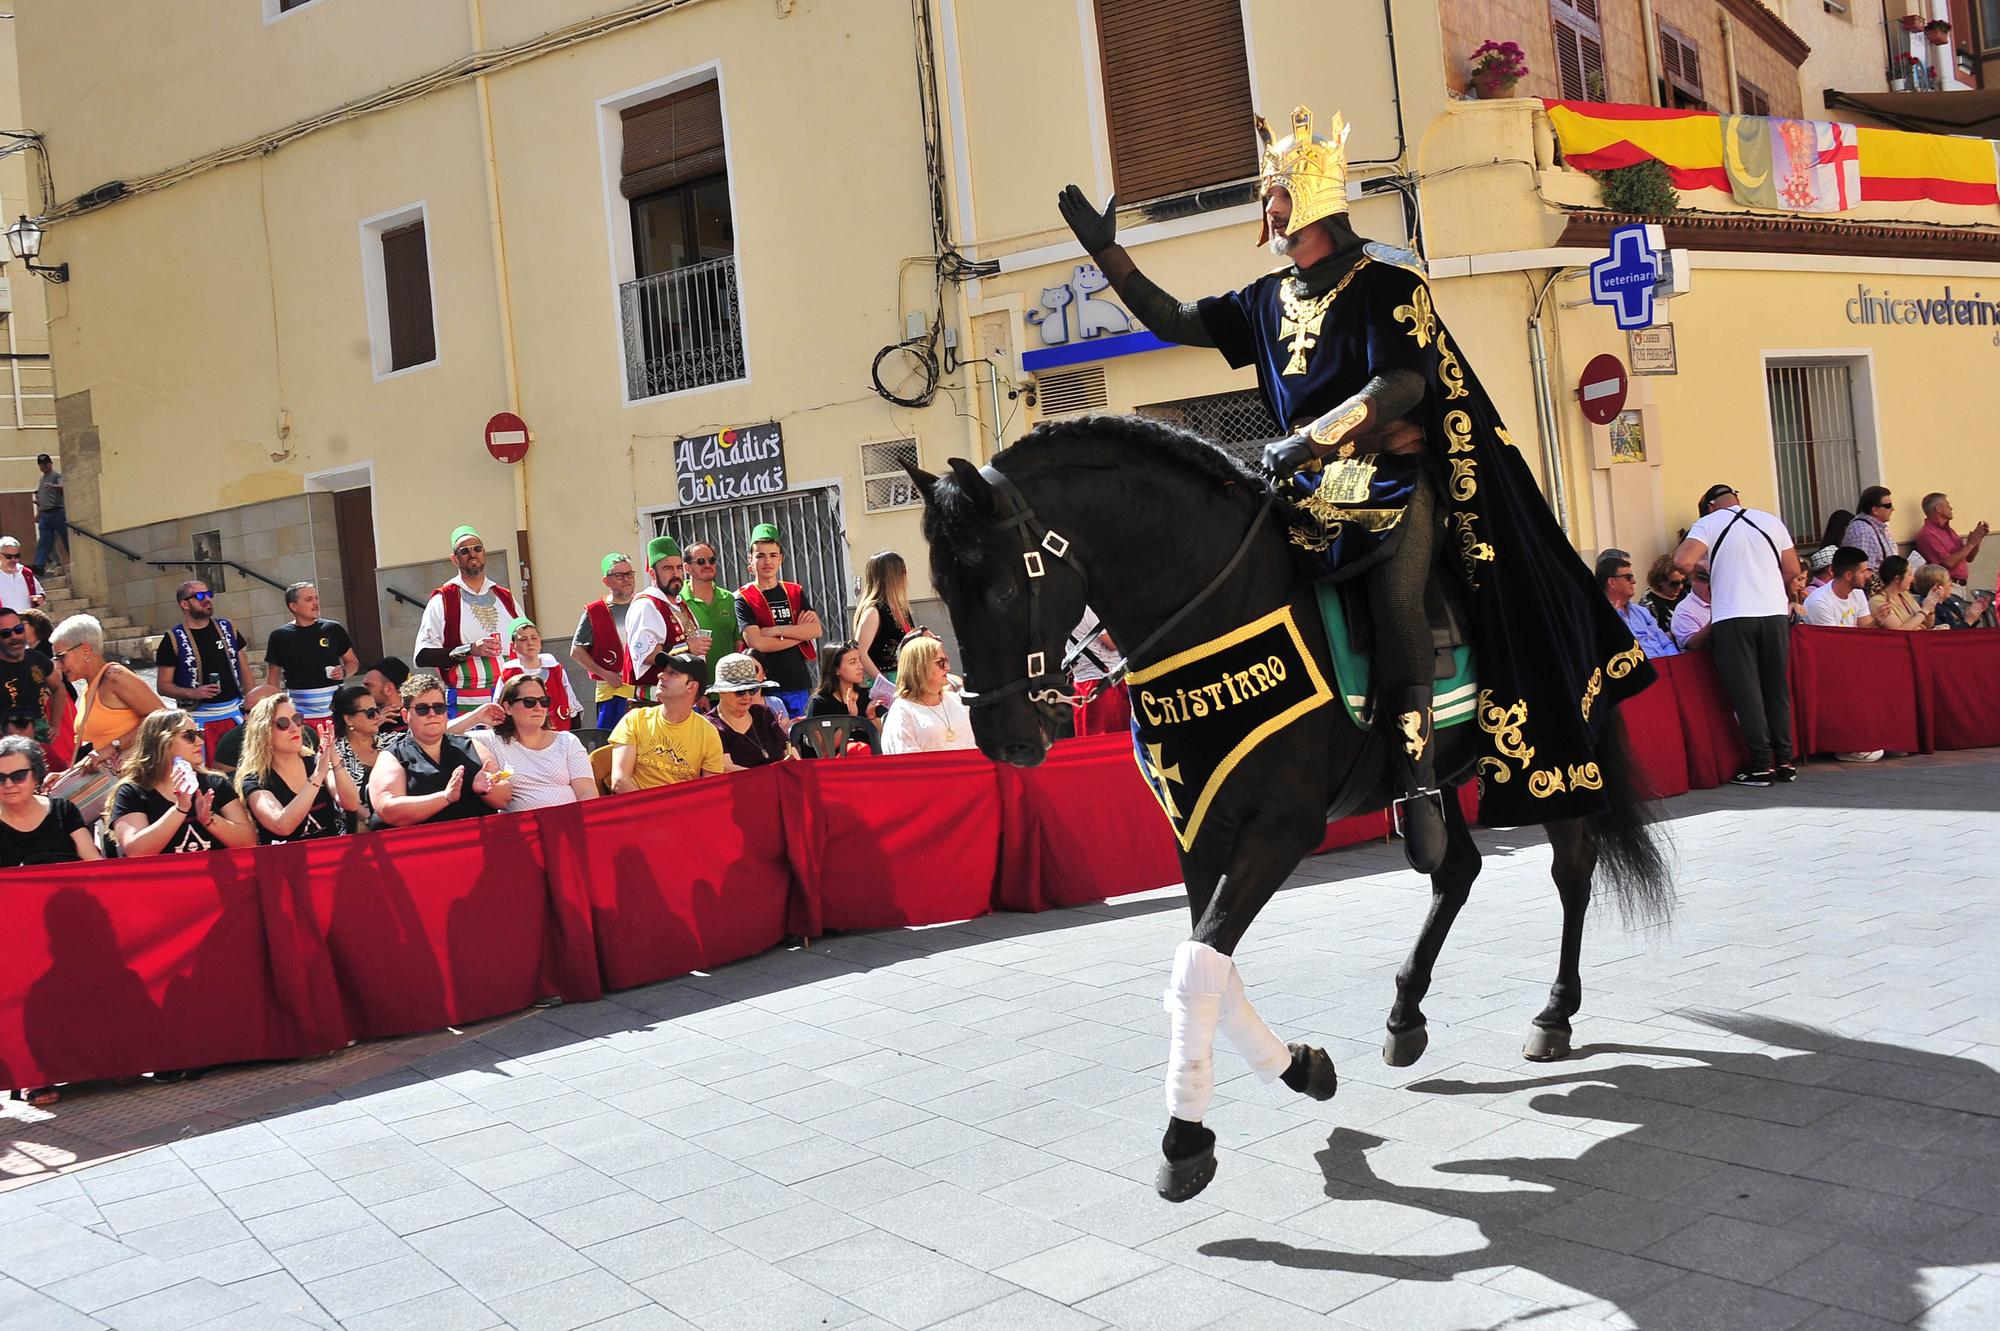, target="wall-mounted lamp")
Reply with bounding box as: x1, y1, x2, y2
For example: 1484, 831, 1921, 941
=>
5, 216, 68, 283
